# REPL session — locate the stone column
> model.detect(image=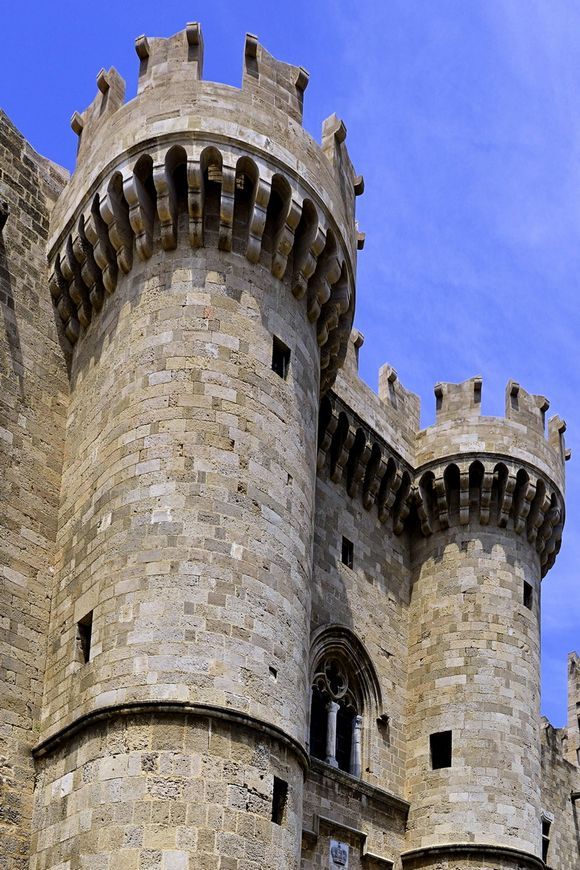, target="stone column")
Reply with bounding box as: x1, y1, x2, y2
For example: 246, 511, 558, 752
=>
326, 700, 340, 767
351, 714, 363, 777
